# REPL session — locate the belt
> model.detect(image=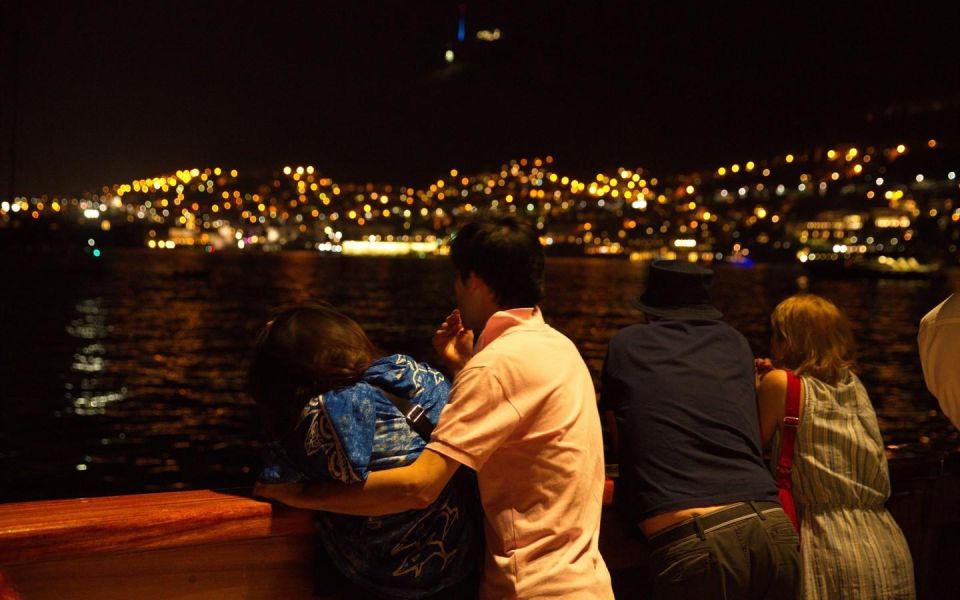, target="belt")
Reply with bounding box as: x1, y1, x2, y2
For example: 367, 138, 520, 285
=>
646, 501, 783, 549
